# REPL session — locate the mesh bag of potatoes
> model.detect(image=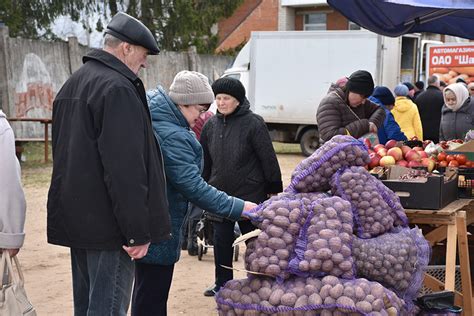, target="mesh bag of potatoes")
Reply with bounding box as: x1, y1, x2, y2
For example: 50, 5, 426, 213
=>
215, 275, 407, 316
330, 166, 408, 238
353, 227, 431, 308
287, 135, 369, 193
244, 195, 355, 280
